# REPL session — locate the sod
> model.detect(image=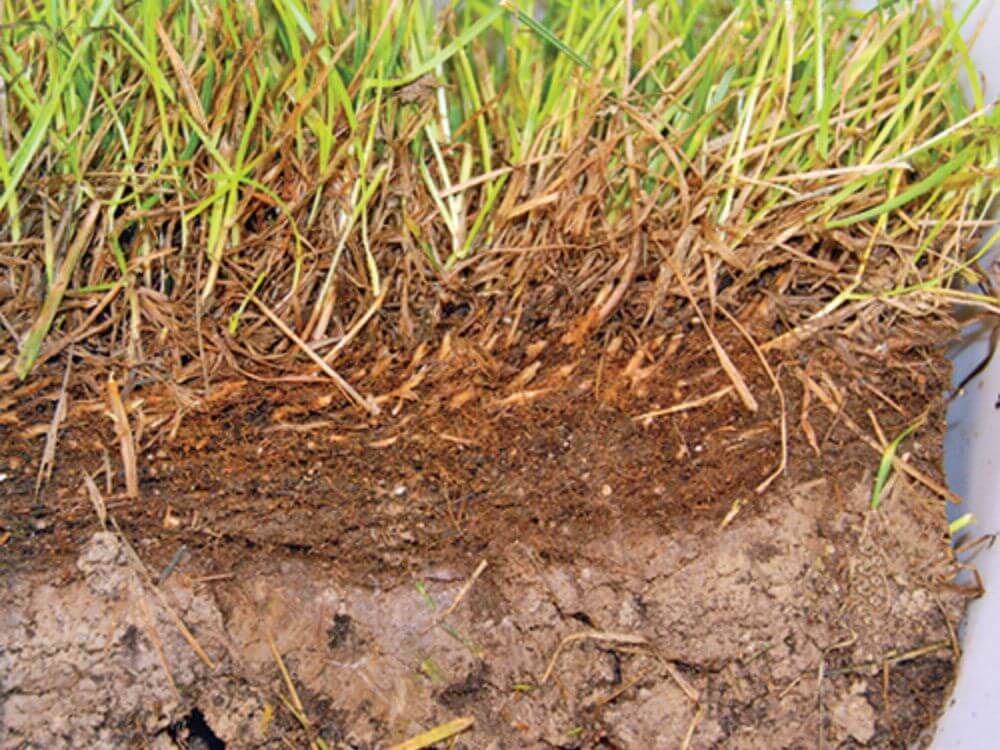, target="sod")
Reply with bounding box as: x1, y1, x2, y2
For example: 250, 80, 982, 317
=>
0, 0, 997, 747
